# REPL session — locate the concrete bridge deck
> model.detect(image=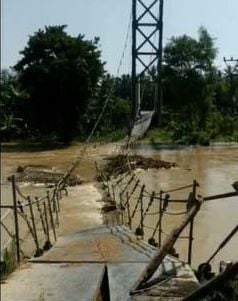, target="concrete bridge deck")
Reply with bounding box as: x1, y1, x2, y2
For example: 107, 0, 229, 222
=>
2, 226, 199, 301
